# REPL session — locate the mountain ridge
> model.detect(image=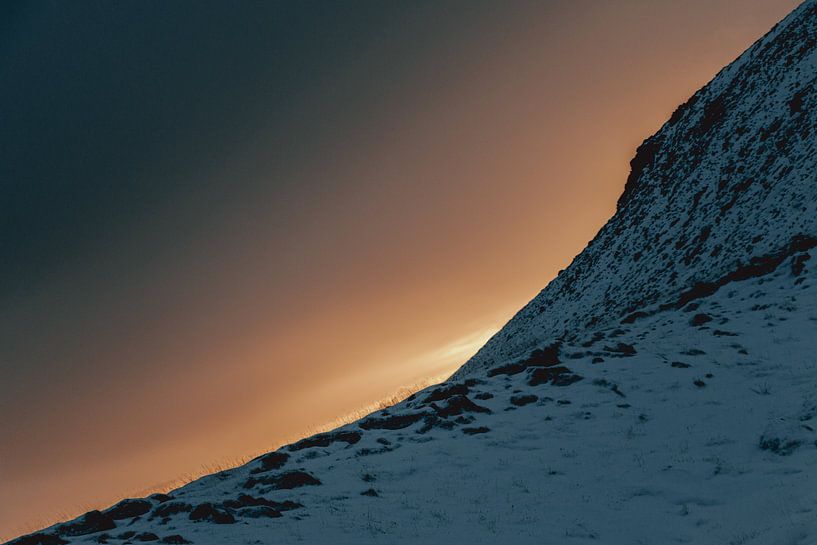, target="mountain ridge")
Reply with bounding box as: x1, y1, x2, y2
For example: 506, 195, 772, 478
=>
457, 0, 817, 377
8, 2, 817, 544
